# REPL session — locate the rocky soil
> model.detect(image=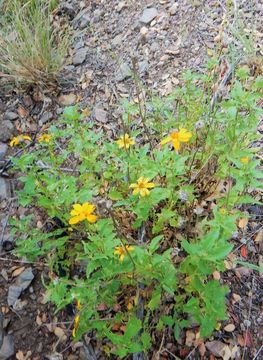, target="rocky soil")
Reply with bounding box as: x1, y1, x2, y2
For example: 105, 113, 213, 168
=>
0, 0, 262, 359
